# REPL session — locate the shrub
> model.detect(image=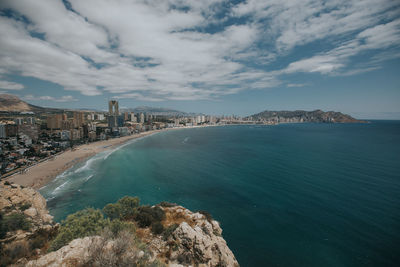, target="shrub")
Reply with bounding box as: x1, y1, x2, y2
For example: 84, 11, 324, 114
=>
134, 206, 165, 228
163, 223, 179, 240
177, 252, 192, 265
19, 203, 32, 211
109, 219, 135, 236
151, 222, 164, 235
29, 227, 57, 250
117, 196, 140, 220
103, 203, 122, 220
159, 201, 176, 207
1, 213, 31, 234
0, 241, 30, 267
103, 196, 141, 221
0, 212, 6, 239
198, 210, 213, 222
4, 181, 10, 186
49, 208, 109, 251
